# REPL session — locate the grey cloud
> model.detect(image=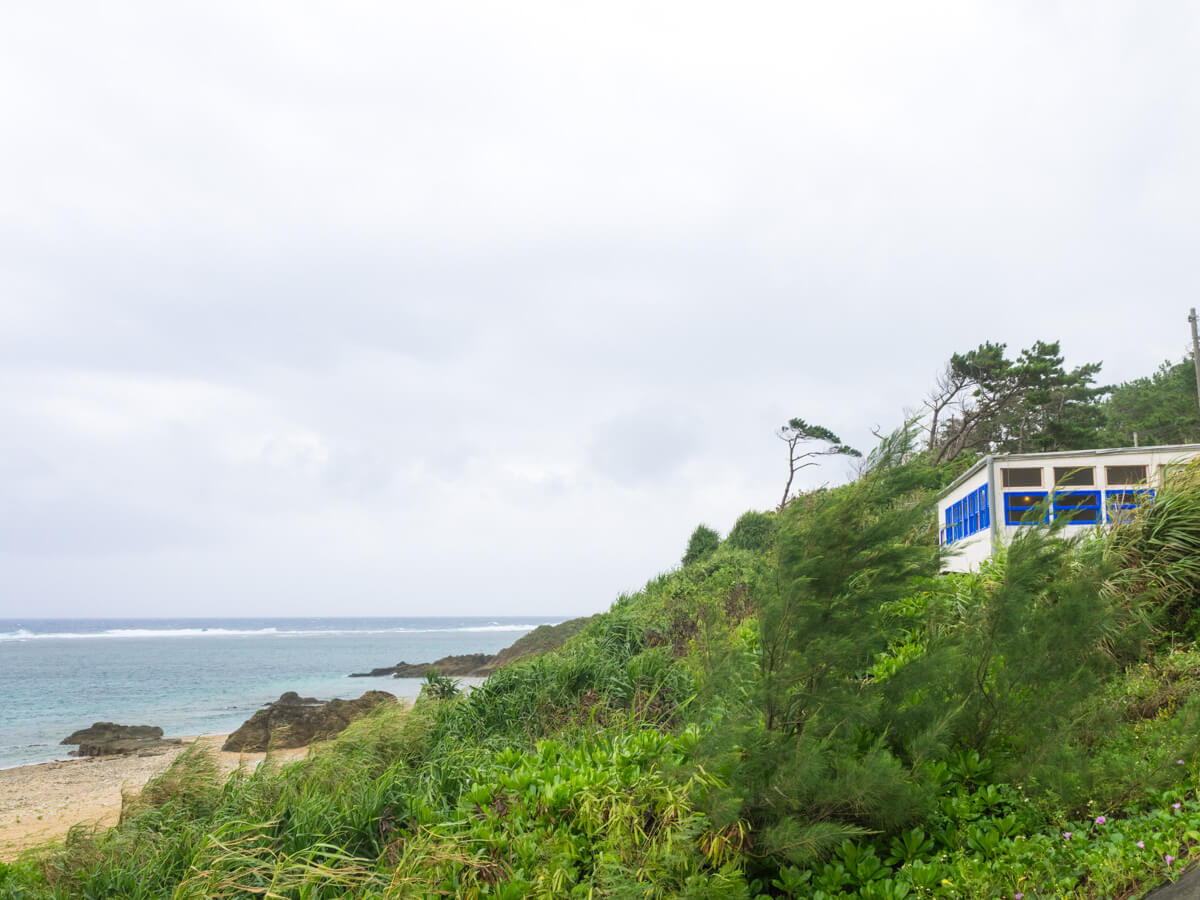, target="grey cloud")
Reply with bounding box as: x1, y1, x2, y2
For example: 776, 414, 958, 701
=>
589, 409, 703, 487
0, 2, 1197, 615
0, 495, 214, 557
